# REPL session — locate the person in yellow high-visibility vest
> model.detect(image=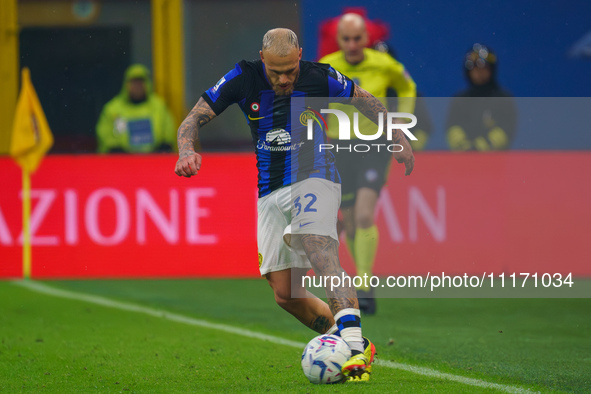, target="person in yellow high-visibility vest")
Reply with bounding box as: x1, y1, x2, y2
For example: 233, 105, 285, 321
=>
96, 64, 176, 153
